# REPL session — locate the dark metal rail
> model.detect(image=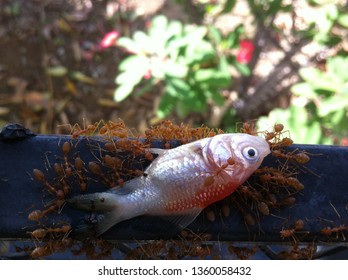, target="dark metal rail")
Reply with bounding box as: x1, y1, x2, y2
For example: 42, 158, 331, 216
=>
0, 125, 347, 244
